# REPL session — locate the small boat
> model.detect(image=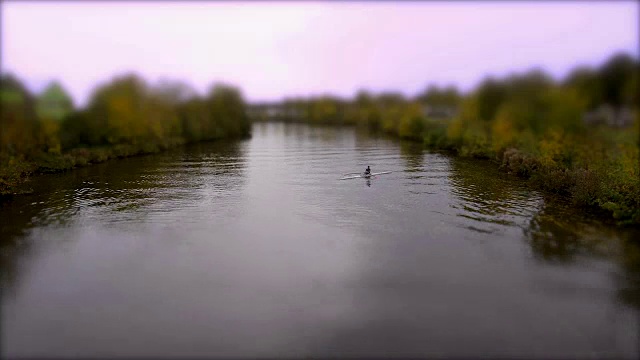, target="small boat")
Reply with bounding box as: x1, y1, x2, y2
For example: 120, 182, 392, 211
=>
339, 171, 392, 180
